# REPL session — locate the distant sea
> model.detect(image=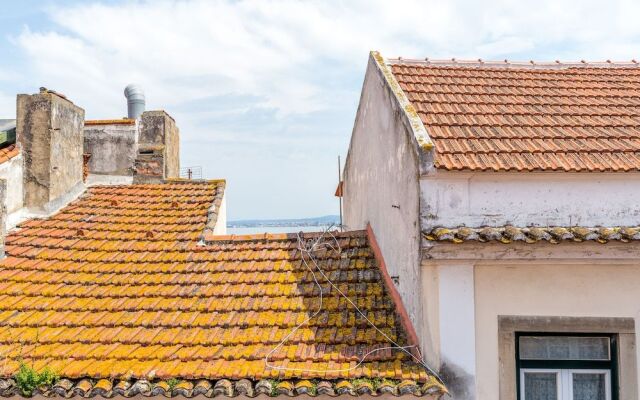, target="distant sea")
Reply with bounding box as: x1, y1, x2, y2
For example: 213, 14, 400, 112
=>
226, 215, 340, 235
227, 225, 333, 235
